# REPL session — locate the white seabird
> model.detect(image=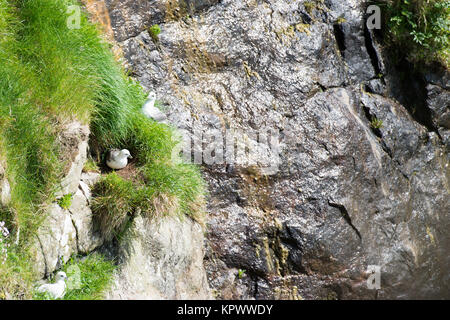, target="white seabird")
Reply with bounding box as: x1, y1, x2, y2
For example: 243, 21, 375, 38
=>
106, 149, 133, 170
37, 271, 67, 299
142, 92, 167, 123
